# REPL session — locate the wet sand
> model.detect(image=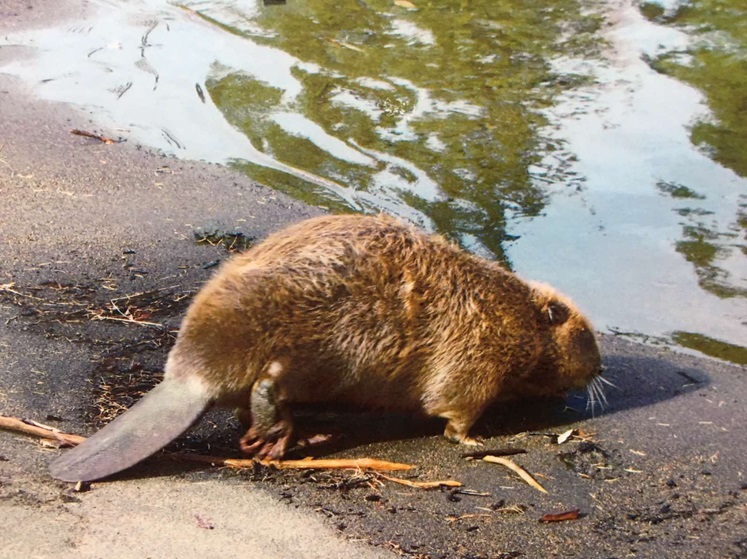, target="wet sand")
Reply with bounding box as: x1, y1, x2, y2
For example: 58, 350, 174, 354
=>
1, 2, 746, 558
